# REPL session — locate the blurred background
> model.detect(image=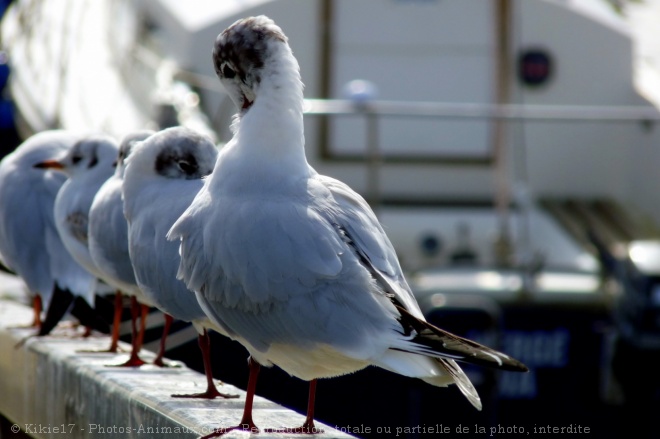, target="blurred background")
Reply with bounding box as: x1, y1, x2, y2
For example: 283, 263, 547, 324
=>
2, 0, 660, 437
